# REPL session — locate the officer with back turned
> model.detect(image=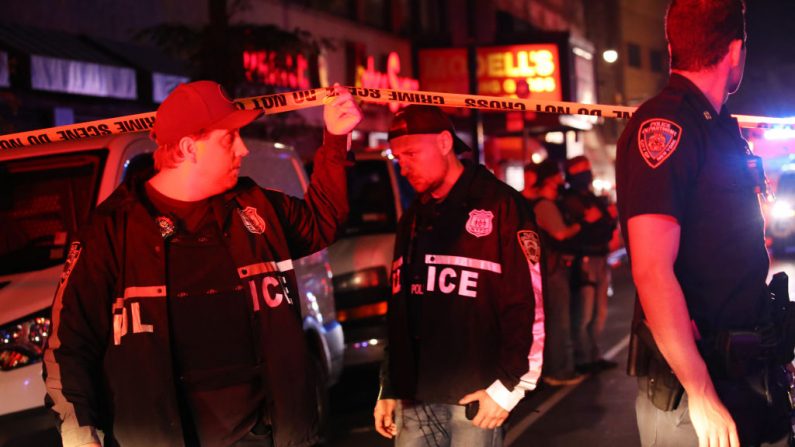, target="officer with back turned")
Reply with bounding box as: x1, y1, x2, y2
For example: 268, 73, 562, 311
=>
616, 1, 792, 446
